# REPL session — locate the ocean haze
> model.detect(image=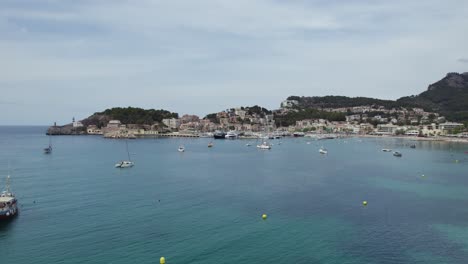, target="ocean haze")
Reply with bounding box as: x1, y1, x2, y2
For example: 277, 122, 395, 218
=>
1, 0, 468, 125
